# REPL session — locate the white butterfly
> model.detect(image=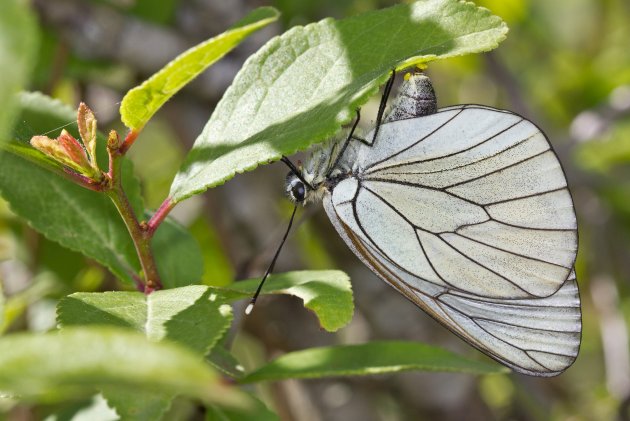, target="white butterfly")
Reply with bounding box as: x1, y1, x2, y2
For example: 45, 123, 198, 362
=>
278, 72, 582, 377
